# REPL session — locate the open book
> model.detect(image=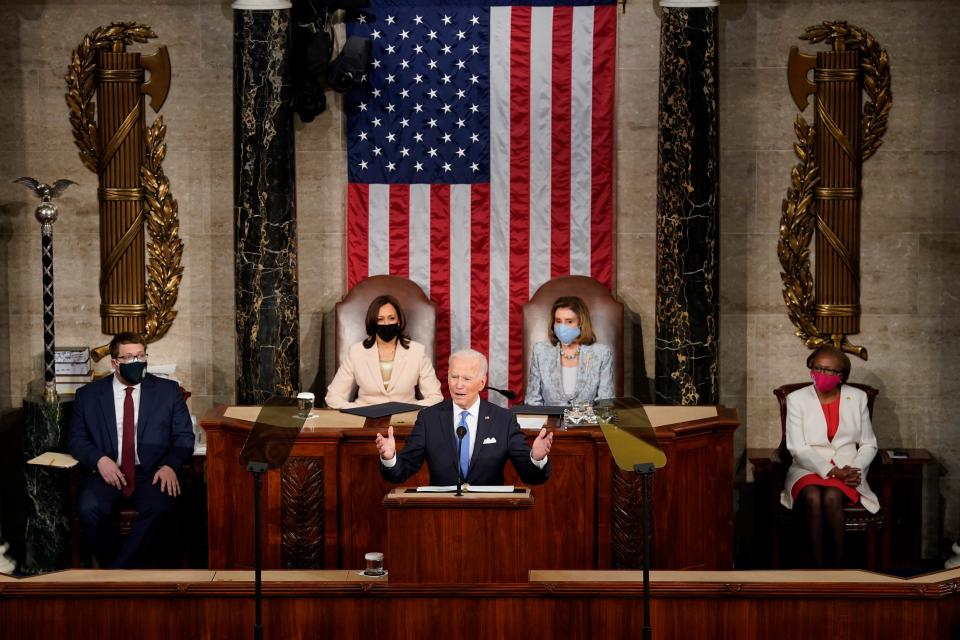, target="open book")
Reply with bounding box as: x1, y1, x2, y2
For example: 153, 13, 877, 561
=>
416, 485, 515, 493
